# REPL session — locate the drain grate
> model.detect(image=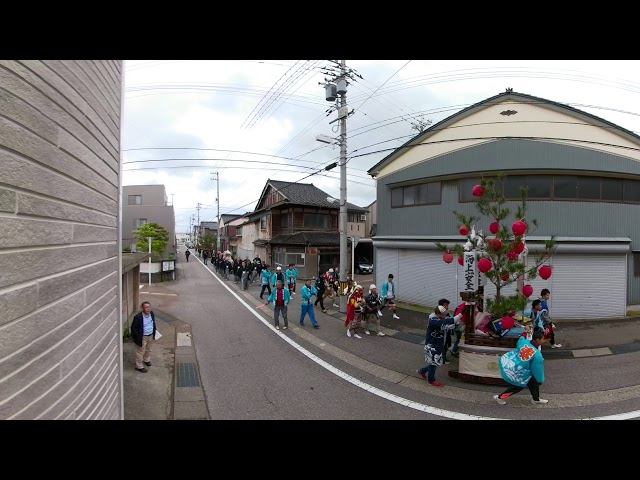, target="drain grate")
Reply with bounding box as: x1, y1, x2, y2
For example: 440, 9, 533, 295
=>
176, 362, 200, 387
